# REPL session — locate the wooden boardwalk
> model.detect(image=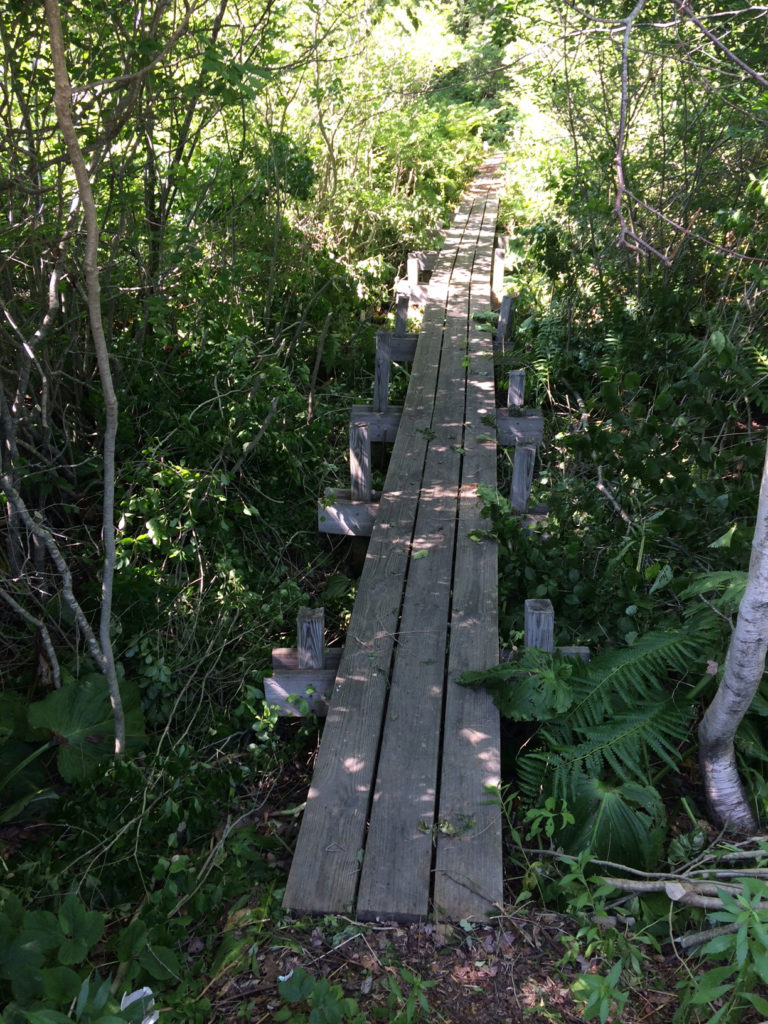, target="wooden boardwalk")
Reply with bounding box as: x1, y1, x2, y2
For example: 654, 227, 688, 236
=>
283, 170, 503, 922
